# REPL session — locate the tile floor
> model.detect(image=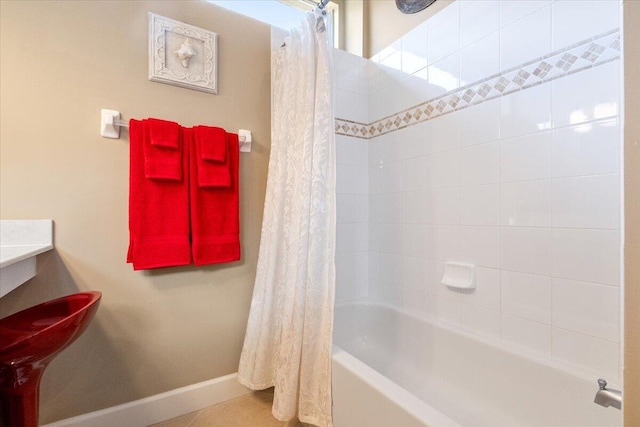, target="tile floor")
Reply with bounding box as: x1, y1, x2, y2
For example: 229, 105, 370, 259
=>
150, 390, 304, 427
